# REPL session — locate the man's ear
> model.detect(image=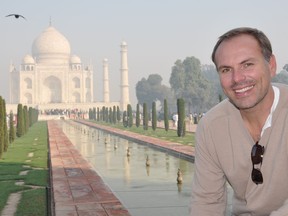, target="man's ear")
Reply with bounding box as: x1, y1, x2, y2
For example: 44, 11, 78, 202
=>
269, 54, 277, 77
